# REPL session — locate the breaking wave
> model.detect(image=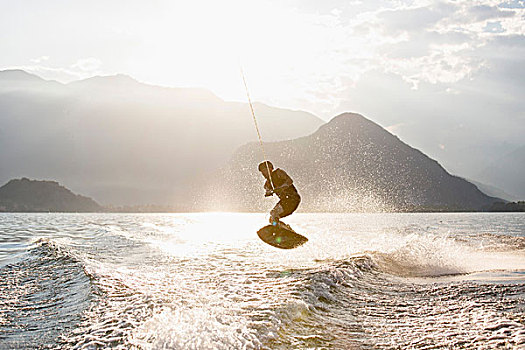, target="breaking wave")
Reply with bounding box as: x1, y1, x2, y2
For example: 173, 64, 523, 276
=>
0, 238, 94, 349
